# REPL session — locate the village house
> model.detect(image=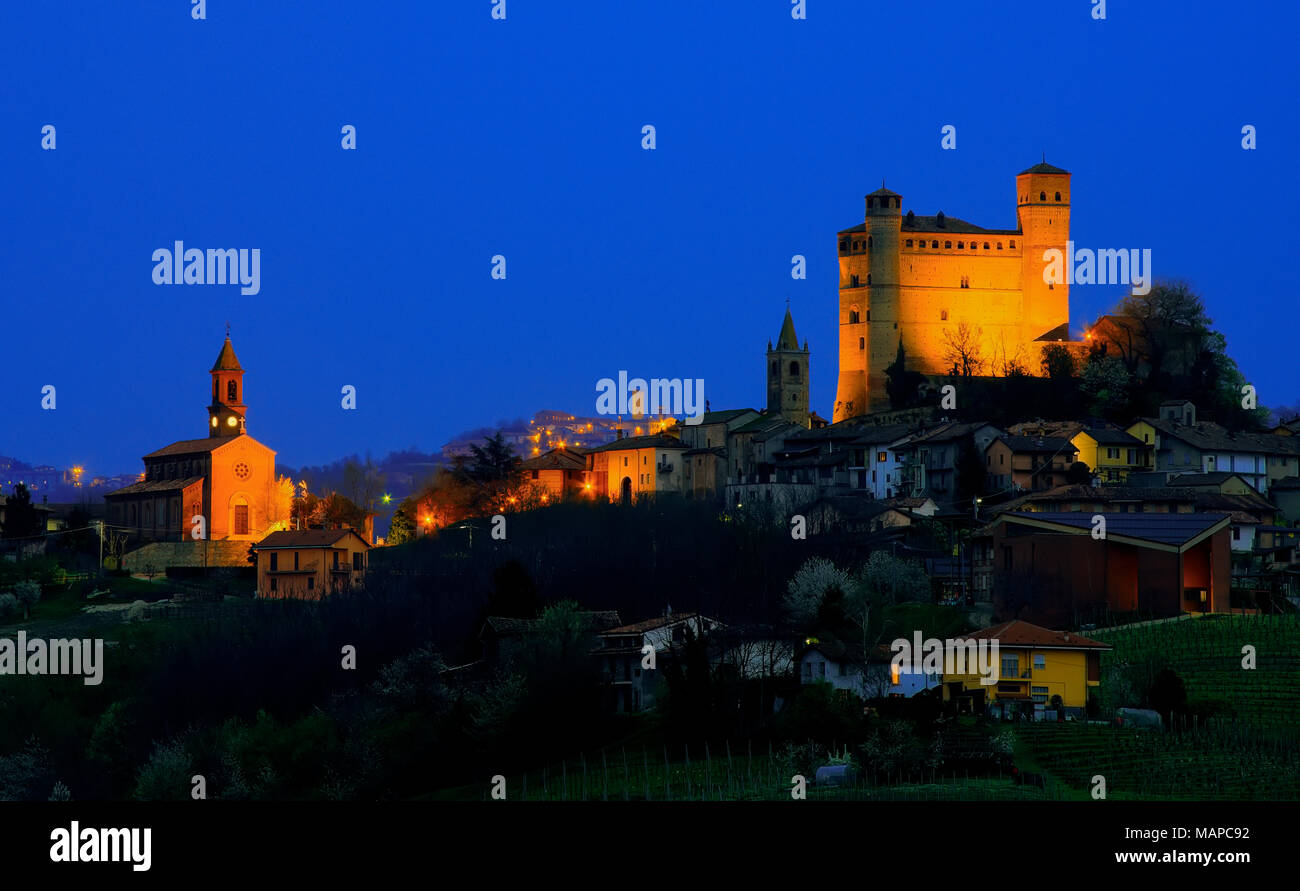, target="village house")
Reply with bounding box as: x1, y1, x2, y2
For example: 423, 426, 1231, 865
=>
798, 640, 941, 699
252, 528, 370, 600
595, 612, 722, 713
1126, 405, 1300, 496
518, 446, 591, 498
942, 620, 1111, 719
984, 434, 1078, 493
